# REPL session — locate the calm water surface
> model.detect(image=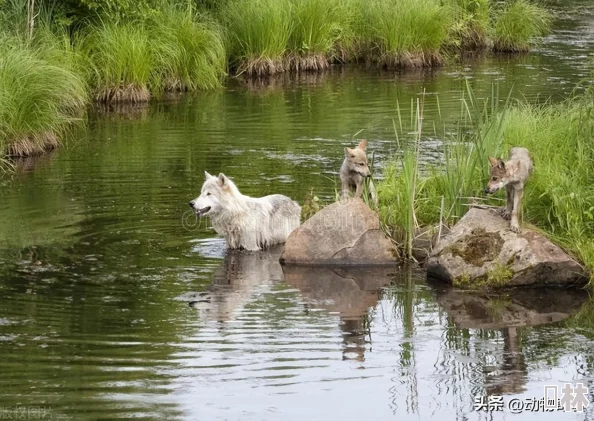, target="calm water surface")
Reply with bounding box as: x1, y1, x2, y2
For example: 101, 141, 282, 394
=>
1, 5, 594, 421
